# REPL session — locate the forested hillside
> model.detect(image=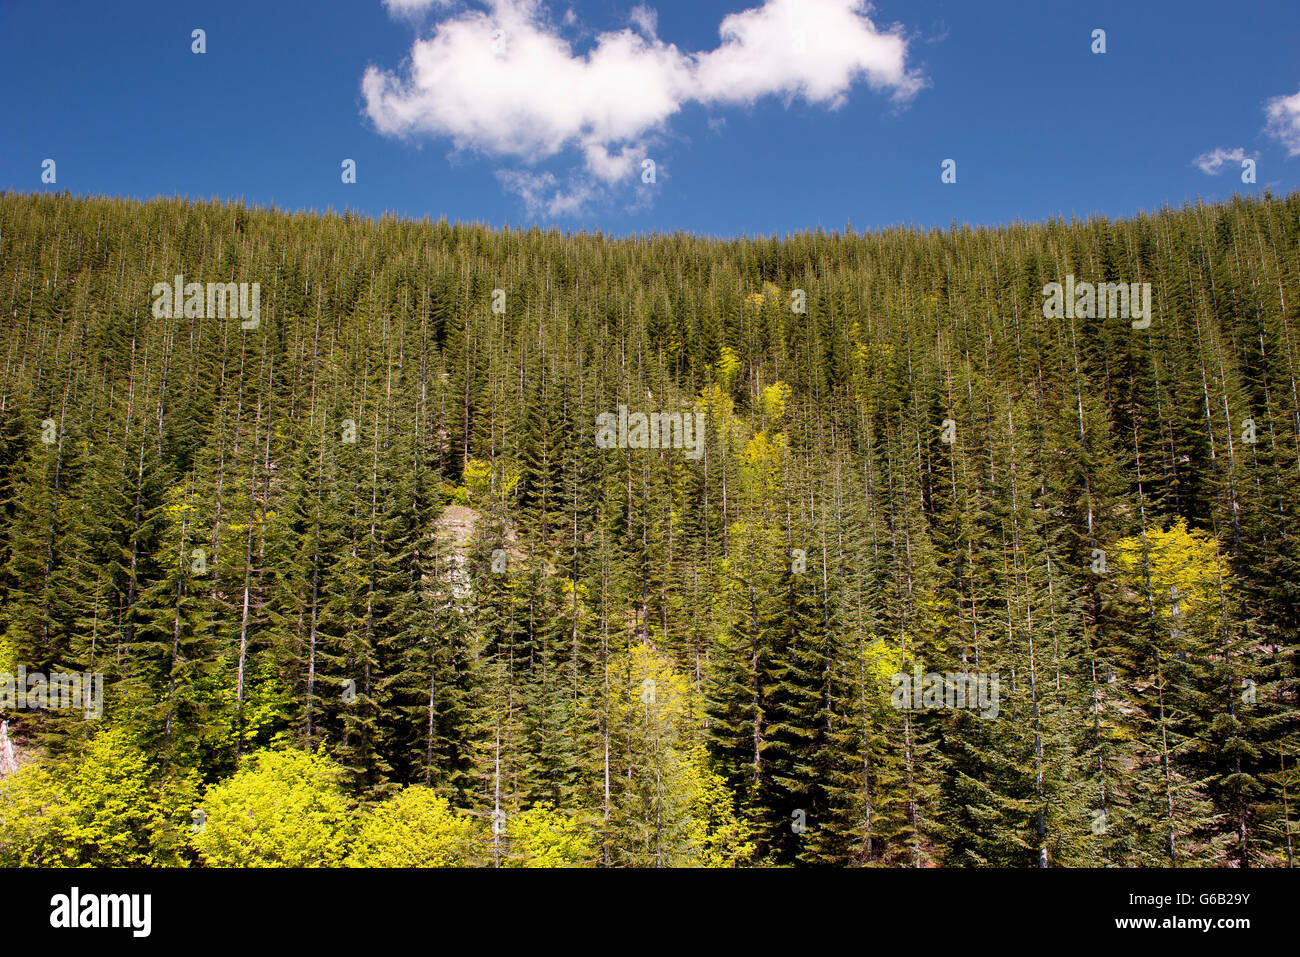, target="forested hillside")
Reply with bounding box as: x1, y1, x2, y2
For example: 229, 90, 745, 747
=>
0, 190, 1297, 867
